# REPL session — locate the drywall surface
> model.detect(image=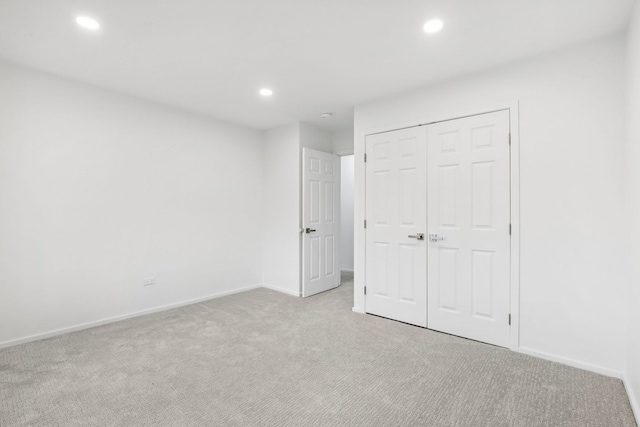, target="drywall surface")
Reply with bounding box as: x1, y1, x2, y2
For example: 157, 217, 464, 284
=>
262, 122, 333, 297
0, 62, 264, 345
300, 122, 332, 153
354, 36, 627, 375
340, 155, 355, 272
332, 128, 355, 155
625, 2, 640, 419
262, 123, 301, 296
